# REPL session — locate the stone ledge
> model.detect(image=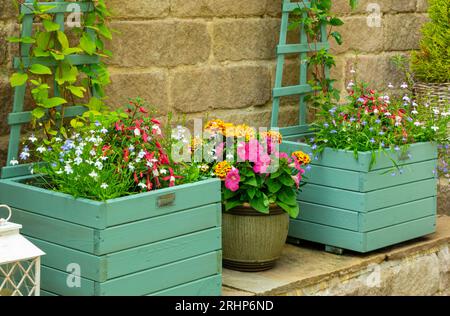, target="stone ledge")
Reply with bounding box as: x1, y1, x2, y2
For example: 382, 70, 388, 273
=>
223, 215, 450, 296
